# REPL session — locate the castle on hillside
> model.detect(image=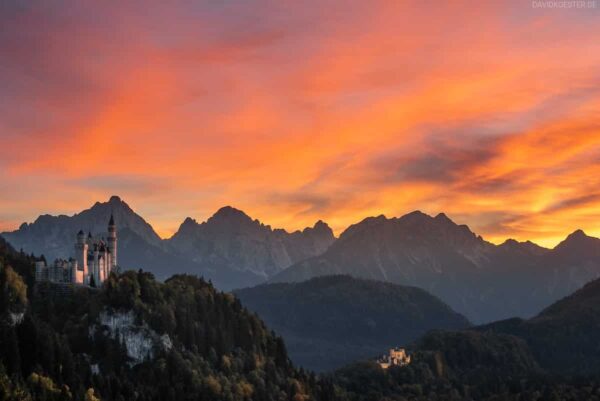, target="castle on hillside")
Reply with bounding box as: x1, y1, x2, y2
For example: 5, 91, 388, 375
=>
377, 348, 411, 369
35, 215, 118, 286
